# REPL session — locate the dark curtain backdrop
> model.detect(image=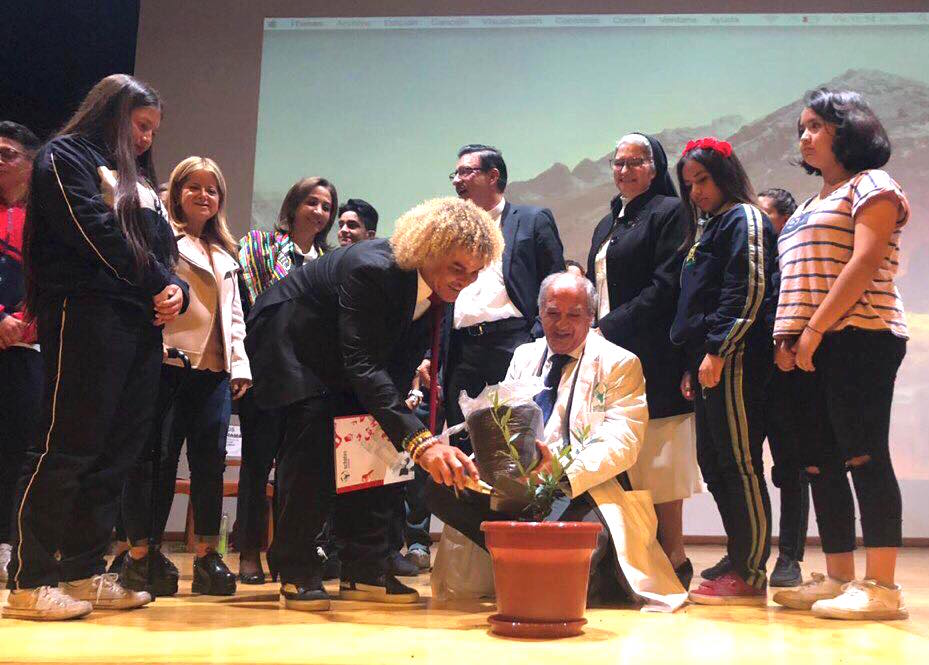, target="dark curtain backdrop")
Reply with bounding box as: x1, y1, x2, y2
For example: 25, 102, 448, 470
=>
0, 0, 140, 140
